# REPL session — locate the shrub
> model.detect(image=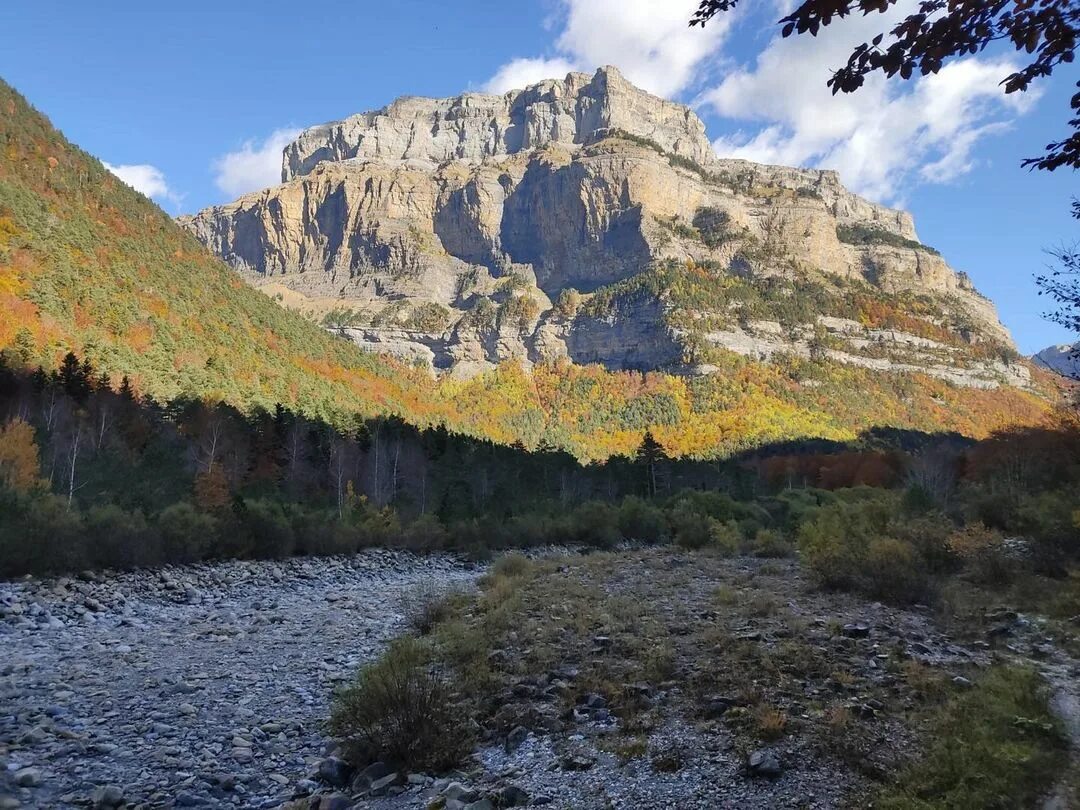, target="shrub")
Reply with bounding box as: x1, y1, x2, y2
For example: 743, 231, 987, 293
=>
330, 637, 472, 771
894, 513, 954, 575
670, 500, 713, 549
157, 502, 217, 563
0, 490, 85, 576
692, 207, 737, 249
797, 492, 935, 603
569, 501, 622, 548
397, 514, 448, 552
407, 302, 451, 333
796, 503, 869, 590
497, 295, 540, 330
401, 581, 467, 635
836, 223, 939, 255
84, 503, 159, 569
861, 537, 933, 604
555, 288, 582, 319
947, 524, 1013, 586
241, 498, 295, 559
462, 297, 496, 331
875, 666, 1067, 809
297, 519, 360, 556
708, 520, 742, 557
749, 528, 792, 558
617, 497, 669, 544
1014, 489, 1078, 555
